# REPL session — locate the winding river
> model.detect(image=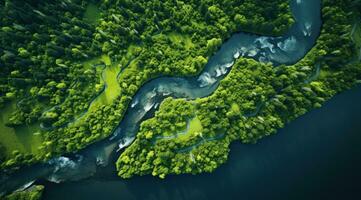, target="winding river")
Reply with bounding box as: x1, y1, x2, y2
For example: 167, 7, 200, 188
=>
0, 0, 322, 196
43, 83, 361, 200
